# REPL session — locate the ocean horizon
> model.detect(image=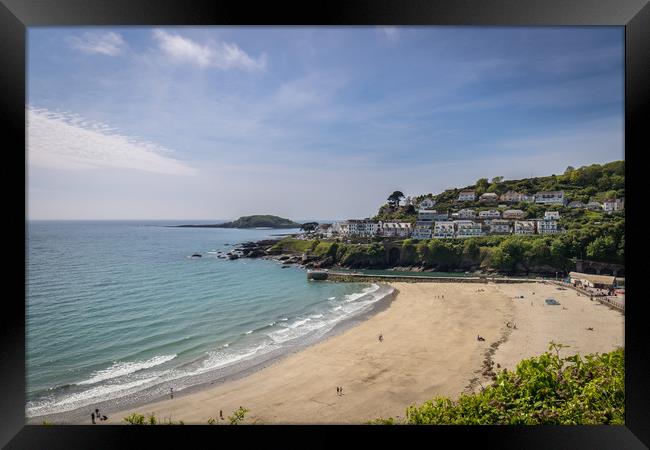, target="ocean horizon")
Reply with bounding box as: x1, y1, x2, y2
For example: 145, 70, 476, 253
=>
26, 220, 387, 420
